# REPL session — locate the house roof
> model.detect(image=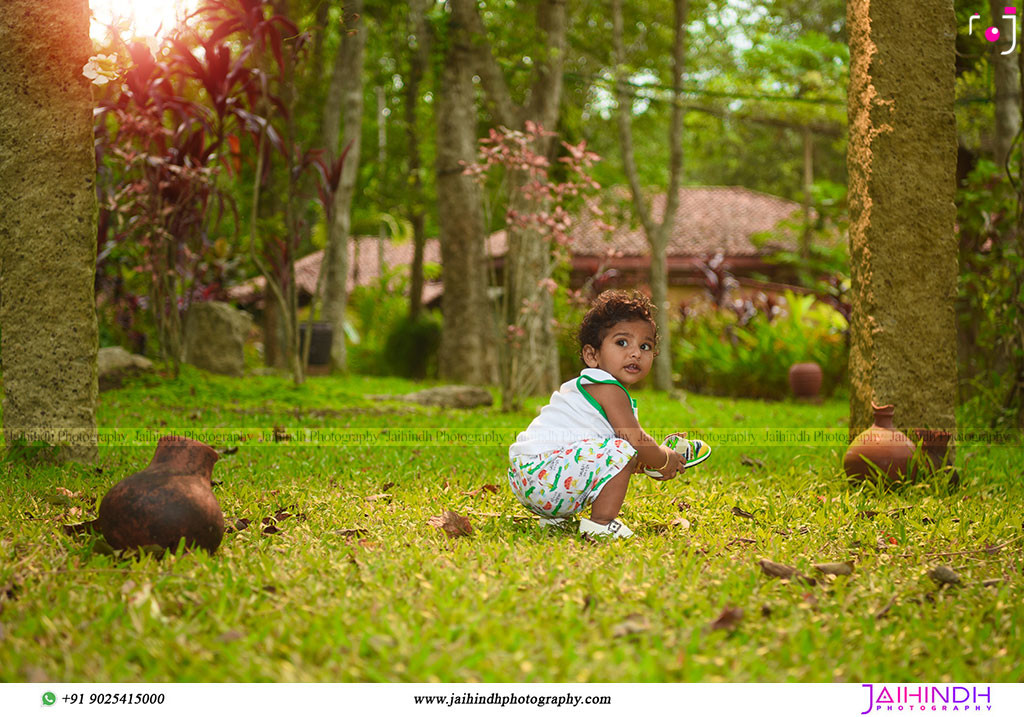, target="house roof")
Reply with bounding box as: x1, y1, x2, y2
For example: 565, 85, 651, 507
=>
226, 237, 443, 306
487, 185, 804, 258
228, 186, 808, 306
